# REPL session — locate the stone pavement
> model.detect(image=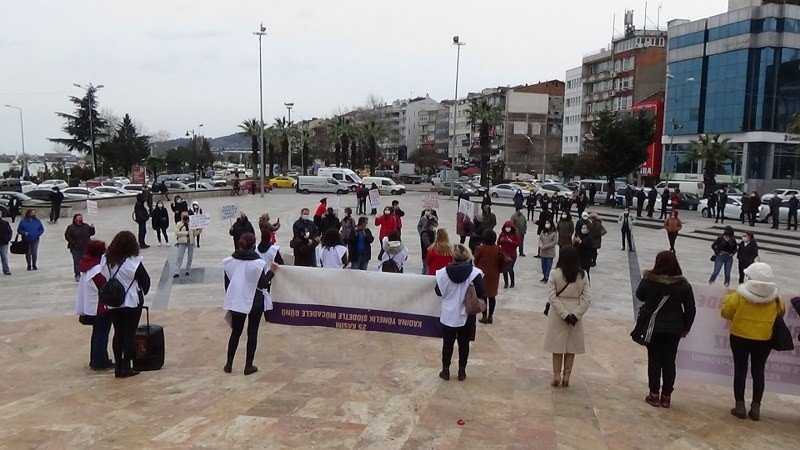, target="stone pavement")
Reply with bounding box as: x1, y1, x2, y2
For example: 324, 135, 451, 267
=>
1, 190, 799, 448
